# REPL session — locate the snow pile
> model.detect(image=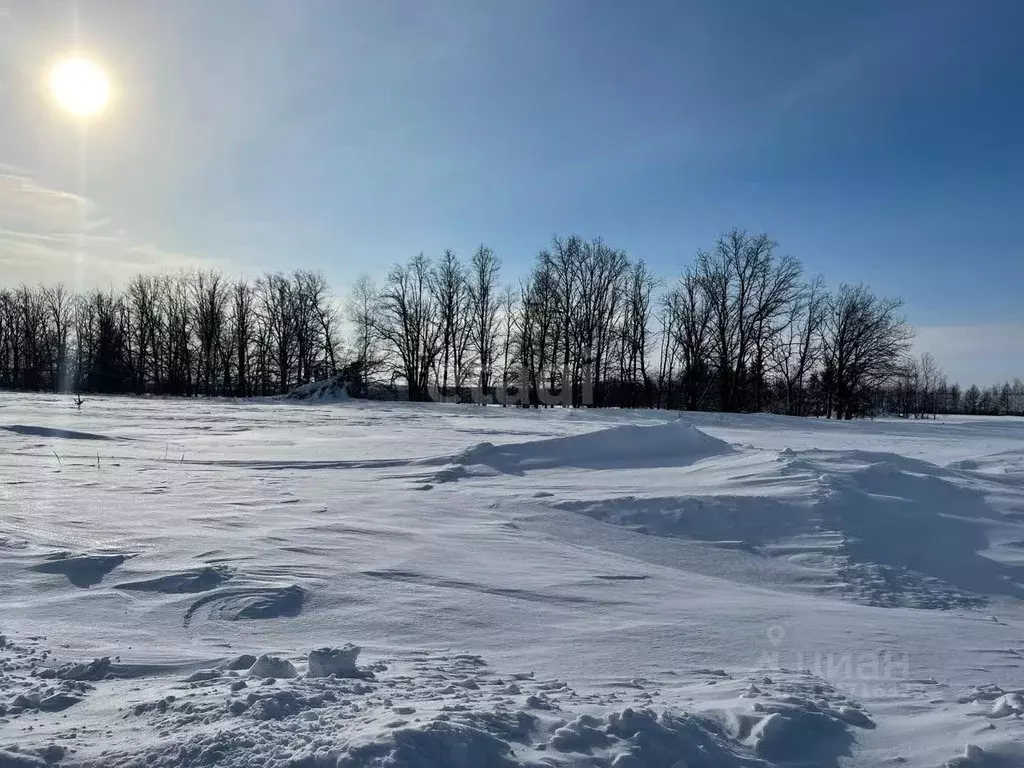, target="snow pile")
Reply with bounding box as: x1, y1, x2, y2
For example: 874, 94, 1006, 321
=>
307, 644, 363, 678
338, 706, 769, 768
0, 629, 879, 768
248, 653, 298, 679
287, 375, 351, 403
432, 420, 733, 478
990, 691, 1024, 717
27, 649, 870, 768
